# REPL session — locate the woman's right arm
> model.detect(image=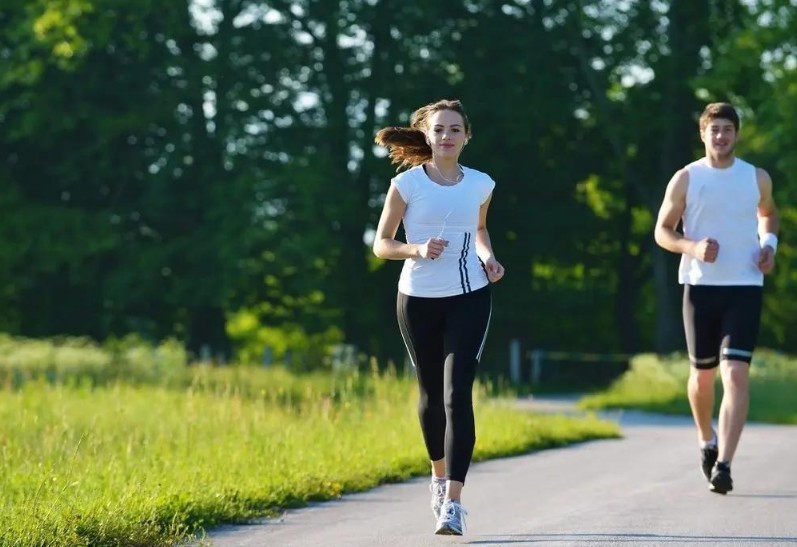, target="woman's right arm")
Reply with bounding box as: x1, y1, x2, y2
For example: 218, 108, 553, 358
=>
372, 183, 421, 260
